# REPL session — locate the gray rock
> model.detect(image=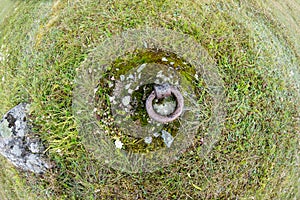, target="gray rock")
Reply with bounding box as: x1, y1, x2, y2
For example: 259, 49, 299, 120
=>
144, 136, 152, 144
161, 130, 174, 148
0, 103, 50, 174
